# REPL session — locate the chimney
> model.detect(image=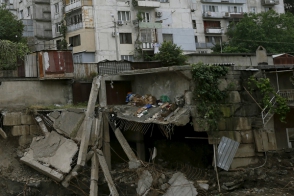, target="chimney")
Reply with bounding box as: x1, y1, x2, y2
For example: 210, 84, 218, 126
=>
256, 46, 268, 65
